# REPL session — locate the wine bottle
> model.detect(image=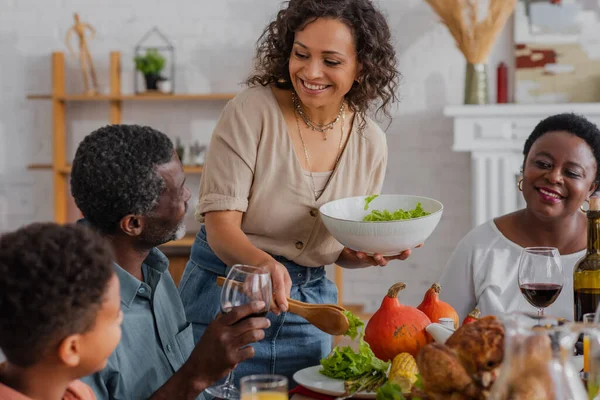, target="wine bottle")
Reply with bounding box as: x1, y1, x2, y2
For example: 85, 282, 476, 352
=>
574, 195, 600, 321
